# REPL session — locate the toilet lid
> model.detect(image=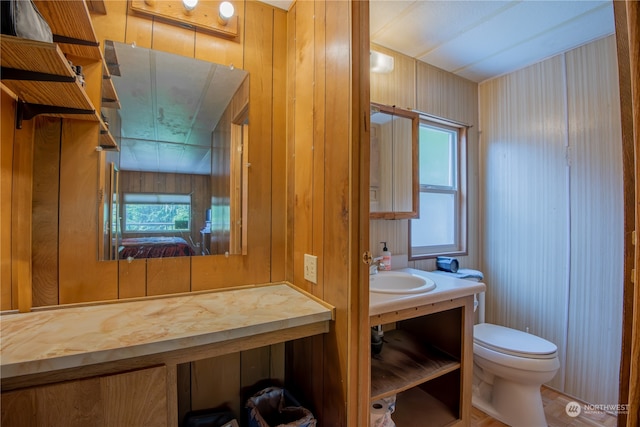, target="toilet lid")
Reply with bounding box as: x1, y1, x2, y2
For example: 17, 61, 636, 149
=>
474, 323, 557, 359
